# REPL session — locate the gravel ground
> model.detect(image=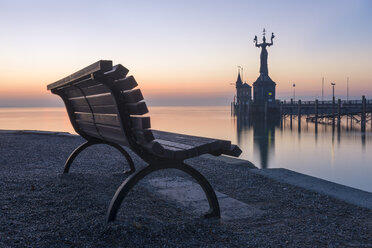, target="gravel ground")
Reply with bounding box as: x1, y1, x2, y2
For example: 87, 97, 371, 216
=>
0, 132, 371, 247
